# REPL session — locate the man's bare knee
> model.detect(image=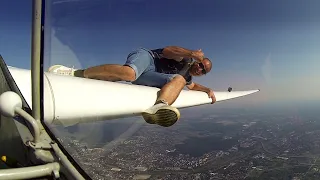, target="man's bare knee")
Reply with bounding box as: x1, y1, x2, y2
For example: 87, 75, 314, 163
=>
122, 65, 136, 81
171, 75, 187, 85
